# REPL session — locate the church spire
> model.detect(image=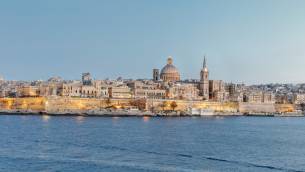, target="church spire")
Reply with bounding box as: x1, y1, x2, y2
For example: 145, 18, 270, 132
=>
203, 55, 207, 69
